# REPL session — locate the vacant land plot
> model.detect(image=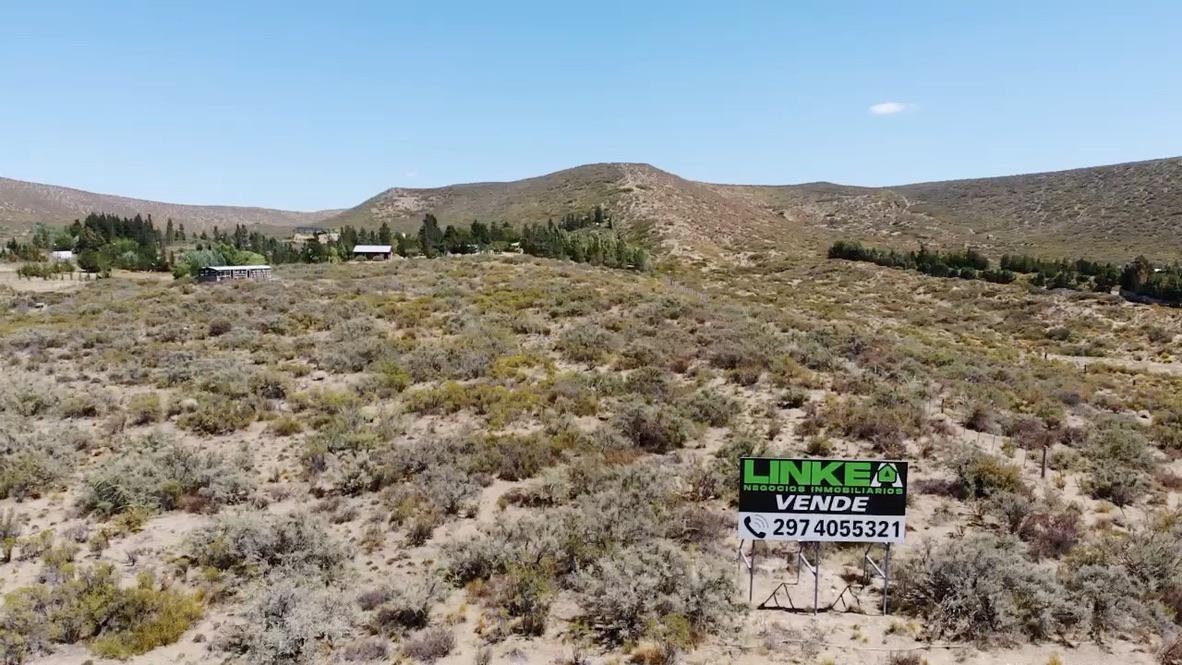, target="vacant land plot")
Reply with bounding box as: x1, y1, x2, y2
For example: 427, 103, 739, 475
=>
1, 254, 1180, 665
